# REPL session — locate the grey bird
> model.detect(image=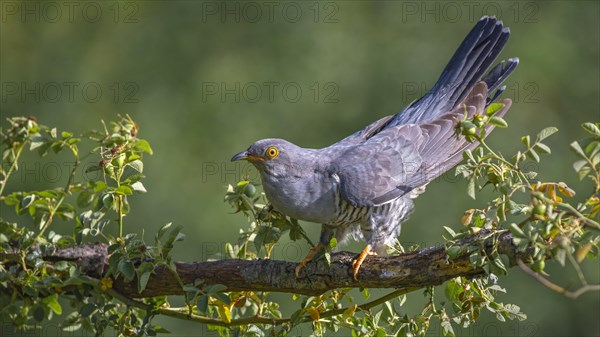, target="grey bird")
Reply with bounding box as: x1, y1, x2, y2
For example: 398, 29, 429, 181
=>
232, 16, 518, 279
